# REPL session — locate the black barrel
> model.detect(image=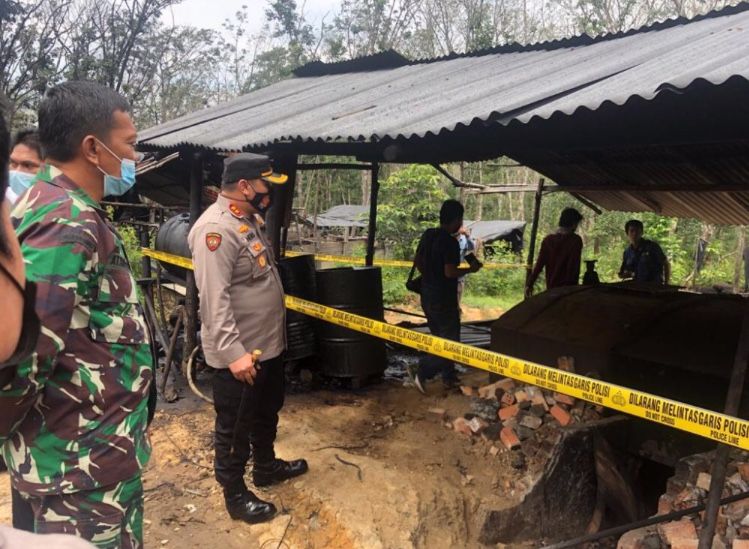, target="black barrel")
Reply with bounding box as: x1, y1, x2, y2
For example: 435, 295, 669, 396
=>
315, 266, 386, 380
155, 213, 192, 279
279, 254, 317, 361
